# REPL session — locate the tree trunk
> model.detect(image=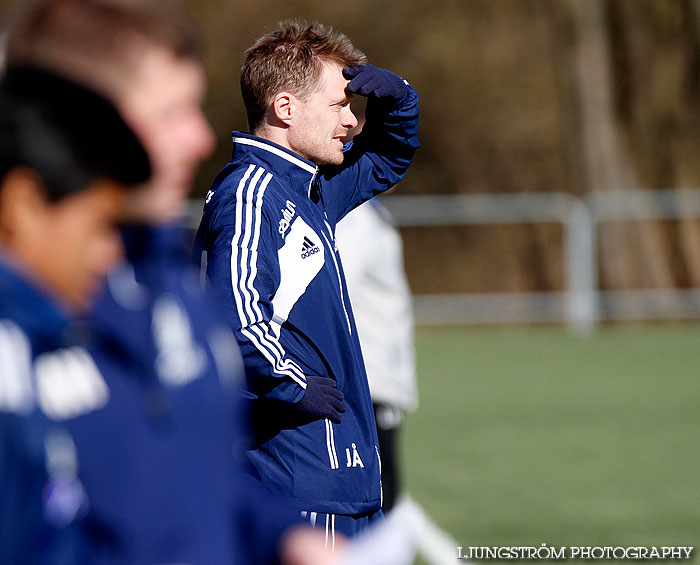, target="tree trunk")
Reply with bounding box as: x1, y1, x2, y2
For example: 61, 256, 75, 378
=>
567, 0, 674, 291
